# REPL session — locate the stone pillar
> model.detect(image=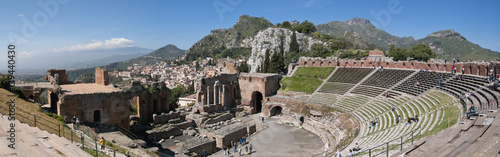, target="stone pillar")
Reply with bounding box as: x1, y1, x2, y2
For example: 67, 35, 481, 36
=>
218, 85, 221, 105
207, 86, 210, 105
214, 84, 217, 105
222, 85, 226, 107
